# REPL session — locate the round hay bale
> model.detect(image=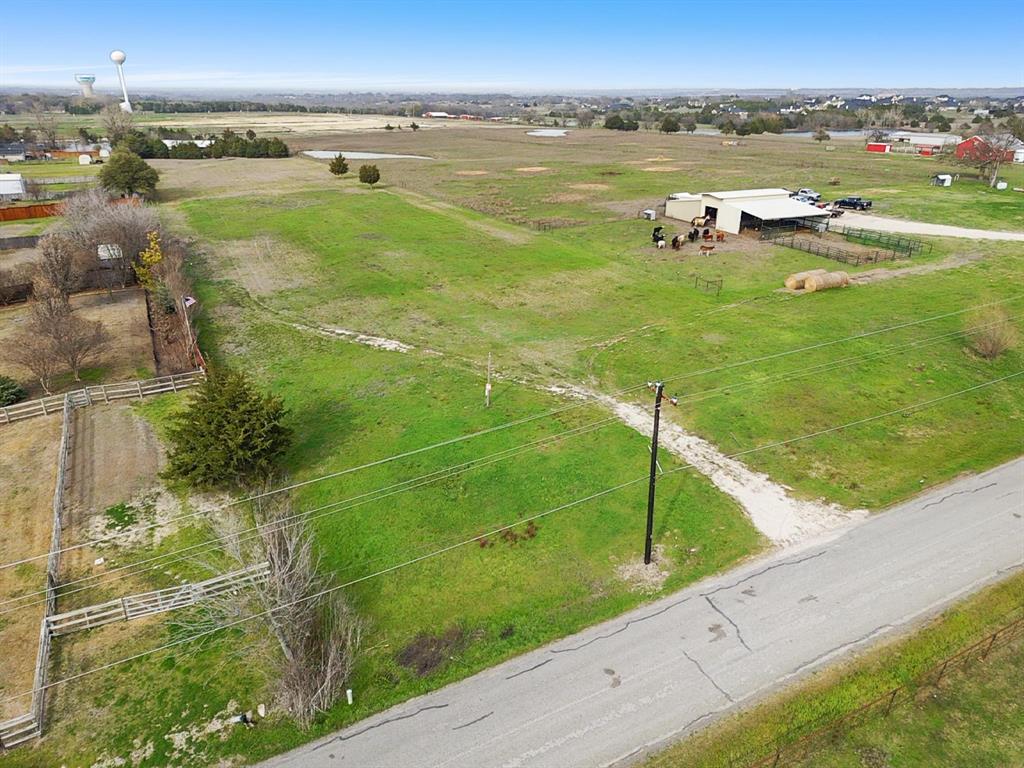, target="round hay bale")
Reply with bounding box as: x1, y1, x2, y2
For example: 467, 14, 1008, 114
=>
784, 268, 828, 290
804, 271, 850, 293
